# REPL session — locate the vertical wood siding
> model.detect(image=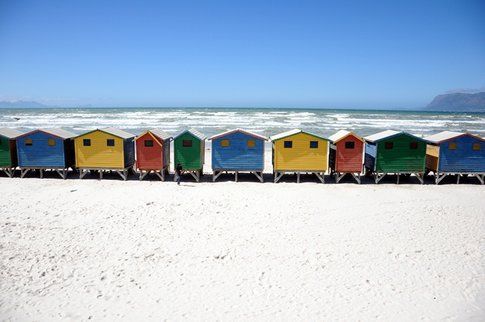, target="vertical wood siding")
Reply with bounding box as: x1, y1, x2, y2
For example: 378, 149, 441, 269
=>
273, 132, 328, 171
335, 135, 363, 172
74, 131, 125, 168
16, 132, 67, 167
438, 136, 485, 172
174, 132, 203, 170
375, 134, 426, 172
135, 133, 162, 170
212, 132, 264, 171
0, 136, 12, 167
